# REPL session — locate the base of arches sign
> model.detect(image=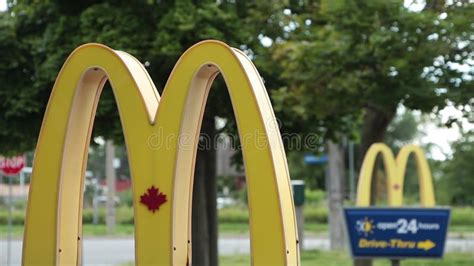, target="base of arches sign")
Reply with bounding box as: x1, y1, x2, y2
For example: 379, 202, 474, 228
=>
344, 207, 450, 259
